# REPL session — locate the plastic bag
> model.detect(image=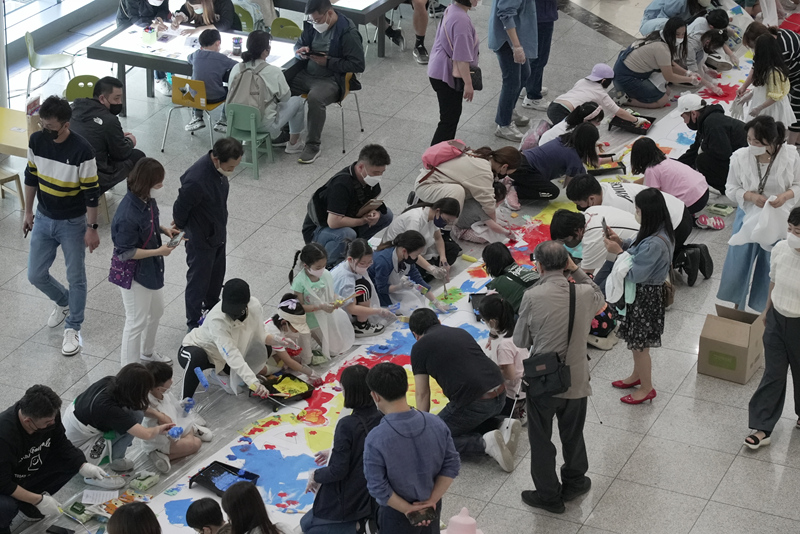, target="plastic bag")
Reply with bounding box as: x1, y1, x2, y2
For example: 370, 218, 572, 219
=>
728, 197, 790, 250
